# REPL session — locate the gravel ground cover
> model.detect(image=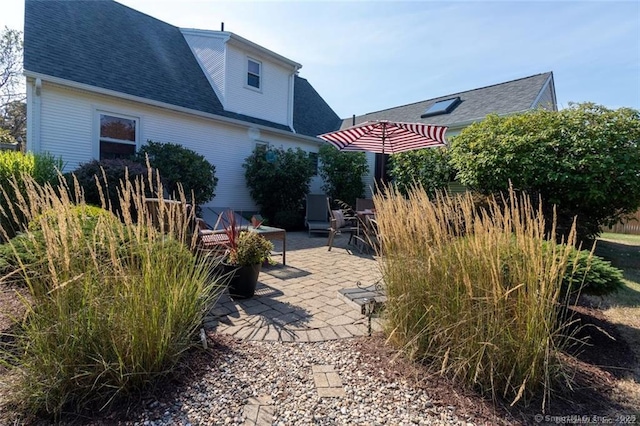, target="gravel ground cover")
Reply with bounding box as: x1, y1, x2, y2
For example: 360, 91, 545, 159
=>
110, 335, 512, 426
